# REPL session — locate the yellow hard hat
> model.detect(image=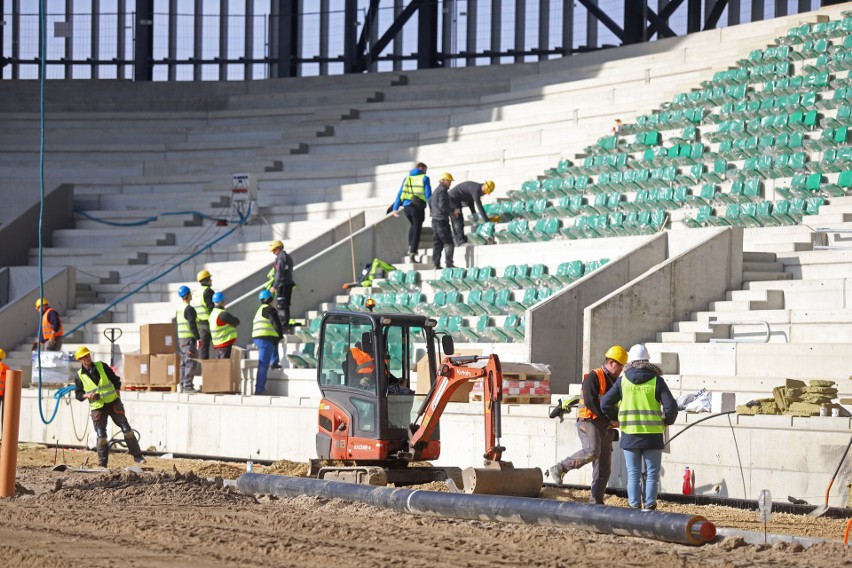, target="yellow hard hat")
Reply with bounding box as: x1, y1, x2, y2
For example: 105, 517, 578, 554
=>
483, 180, 495, 194
441, 172, 454, 182
604, 345, 628, 366
35, 298, 49, 309
75, 346, 92, 361
0, 348, 5, 360
197, 269, 211, 282
269, 239, 284, 252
